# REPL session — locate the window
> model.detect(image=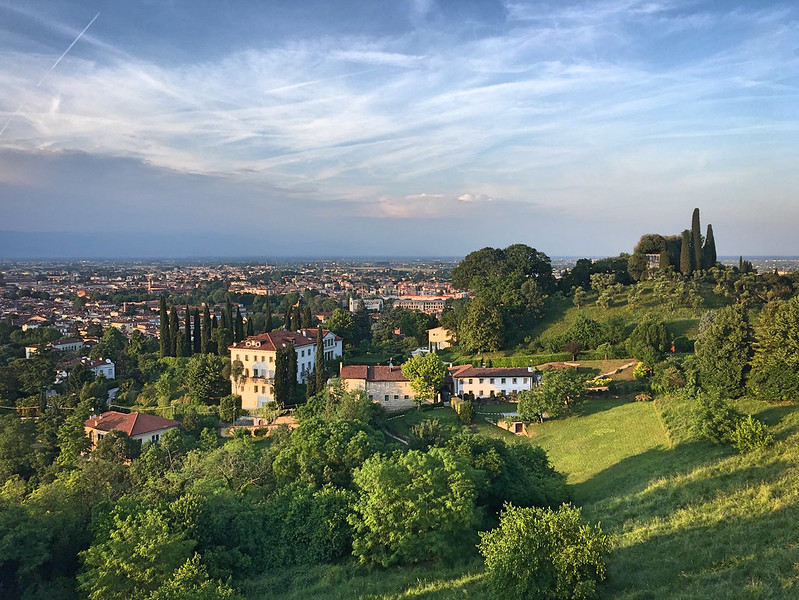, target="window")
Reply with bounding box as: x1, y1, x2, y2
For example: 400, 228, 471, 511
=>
245, 355, 248, 361
513, 378, 517, 384
236, 354, 240, 361
502, 390, 506, 396
501, 378, 506, 384
254, 385, 257, 393
301, 350, 305, 357
523, 378, 528, 384
468, 378, 473, 384
490, 378, 495, 384
394, 395, 399, 400
260, 356, 264, 362
384, 395, 389, 401
269, 356, 273, 363
368, 394, 374, 400
404, 395, 409, 399
151, 433, 160, 442
479, 390, 484, 397
479, 378, 484, 384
